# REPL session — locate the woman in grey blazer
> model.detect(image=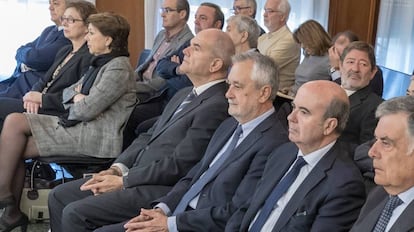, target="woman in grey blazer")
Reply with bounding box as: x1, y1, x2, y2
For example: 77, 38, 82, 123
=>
0, 12, 136, 231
